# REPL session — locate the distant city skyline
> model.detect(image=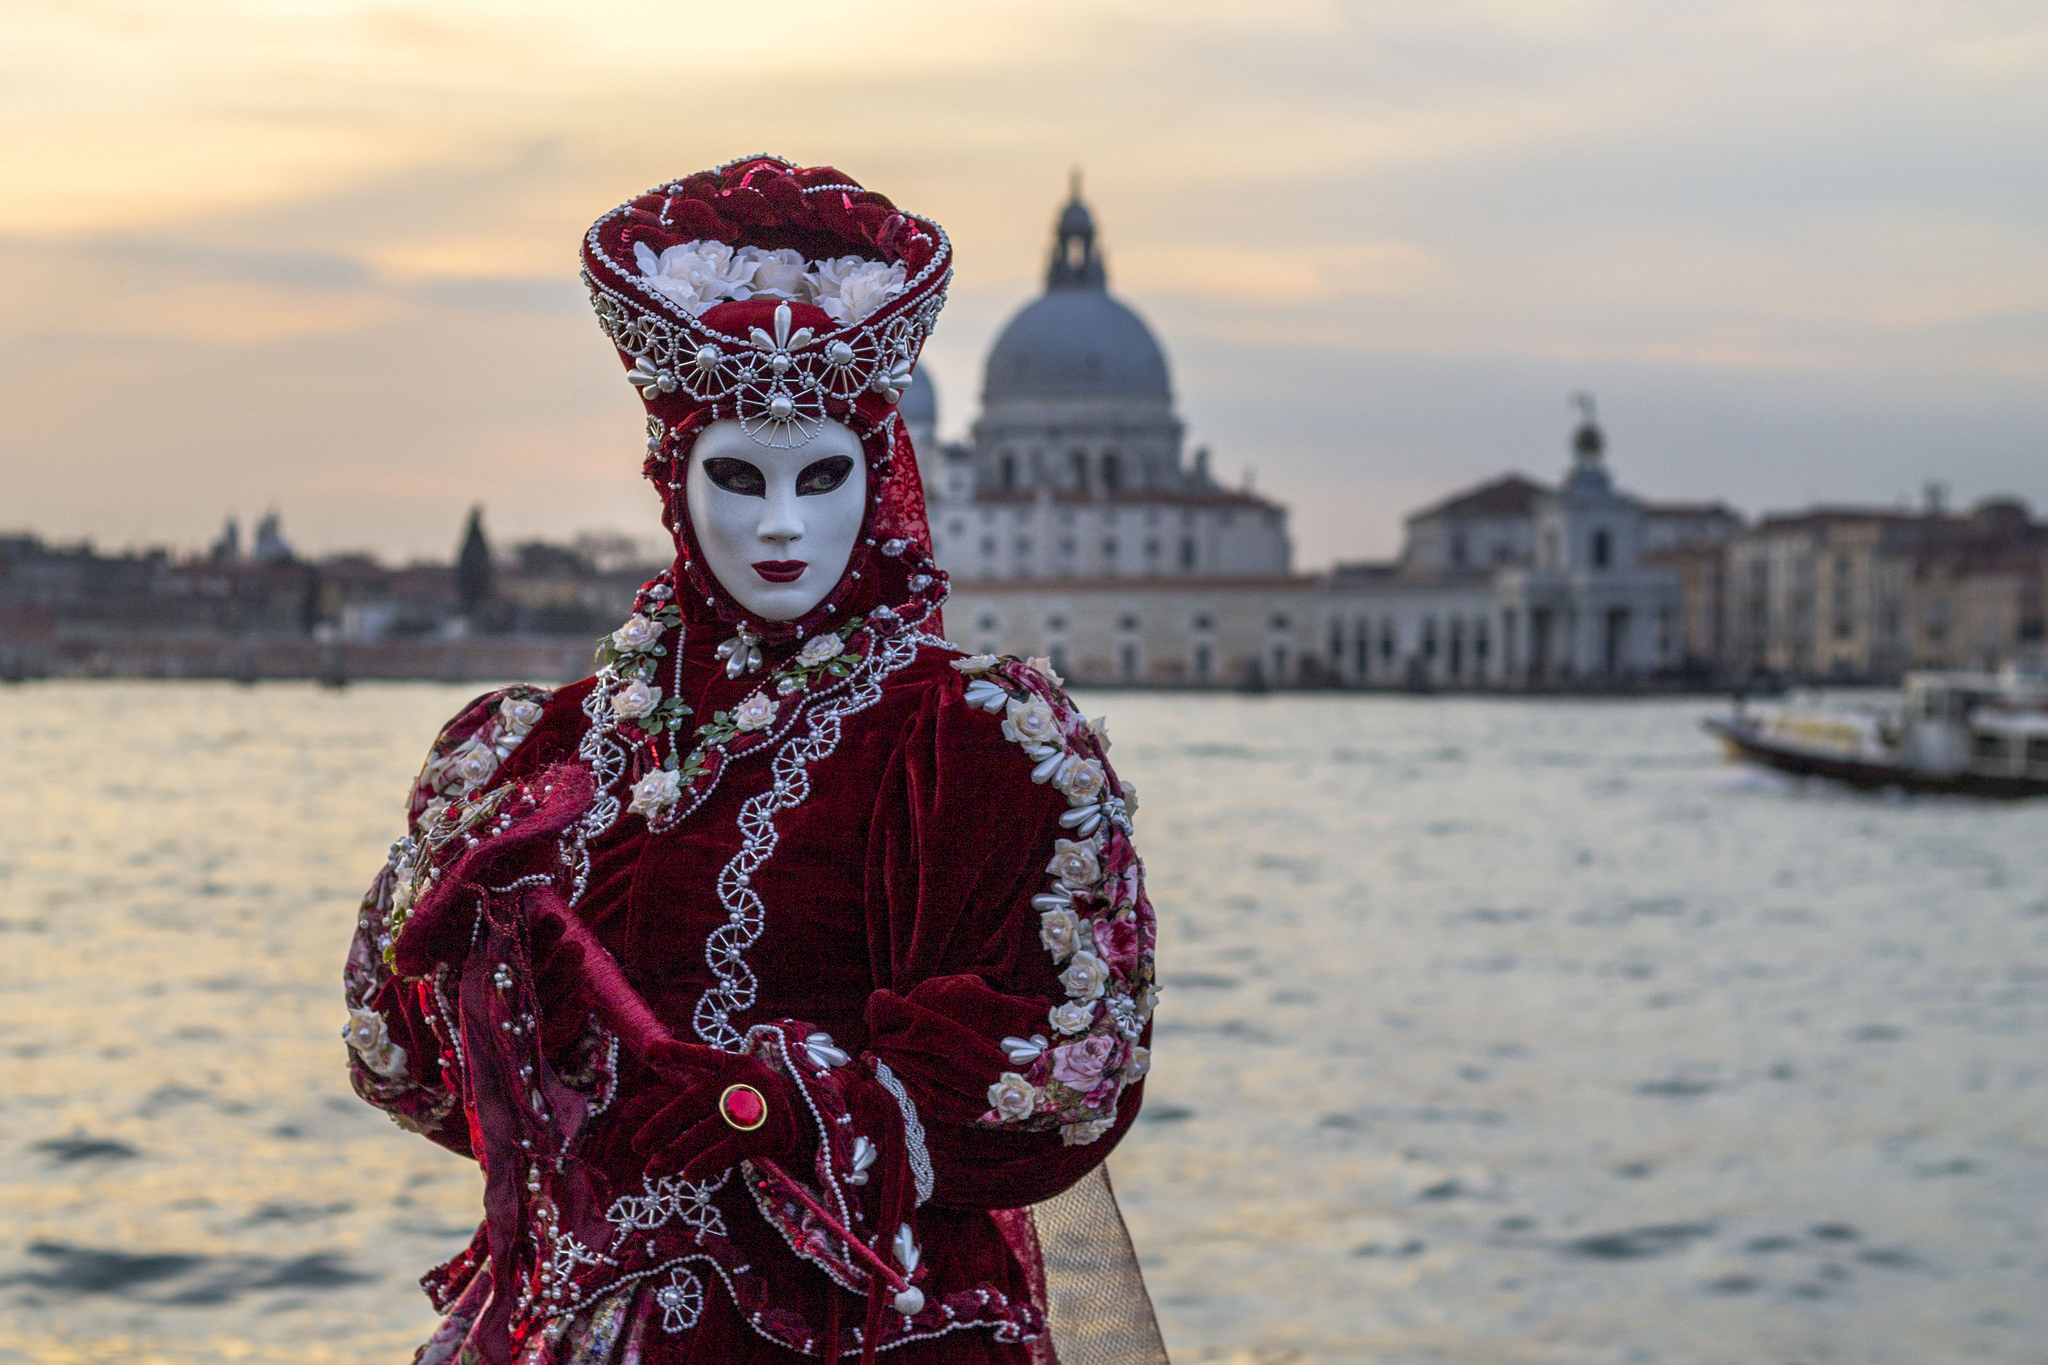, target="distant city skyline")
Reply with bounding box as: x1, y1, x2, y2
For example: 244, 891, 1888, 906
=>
2, 1, 2044, 568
